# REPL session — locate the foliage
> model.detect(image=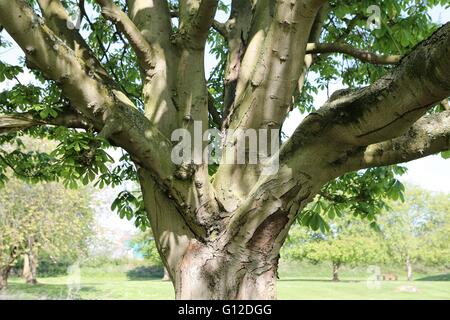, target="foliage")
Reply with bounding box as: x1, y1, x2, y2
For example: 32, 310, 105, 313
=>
282, 186, 450, 274
283, 218, 387, 268
0, 0, 448, 230
0, 177, 95, 273
299, 166, 407, 233
379, 186, 450, 267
